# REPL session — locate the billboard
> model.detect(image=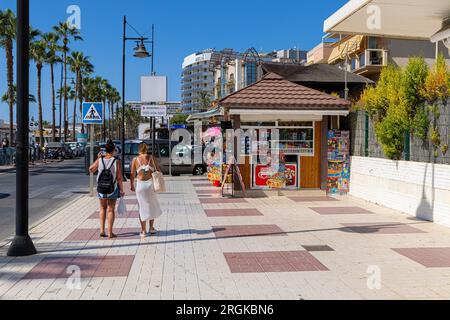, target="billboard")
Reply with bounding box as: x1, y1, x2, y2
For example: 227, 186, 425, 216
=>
141, 76, 167, 103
